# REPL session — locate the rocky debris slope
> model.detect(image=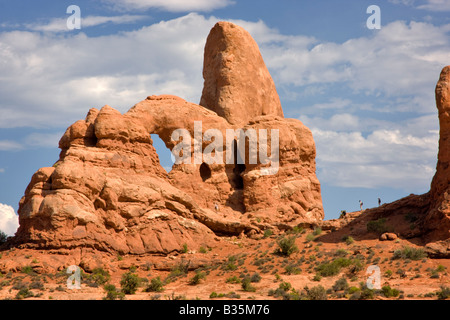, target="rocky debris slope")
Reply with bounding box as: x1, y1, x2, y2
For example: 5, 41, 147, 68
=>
13, 22, 323, 255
